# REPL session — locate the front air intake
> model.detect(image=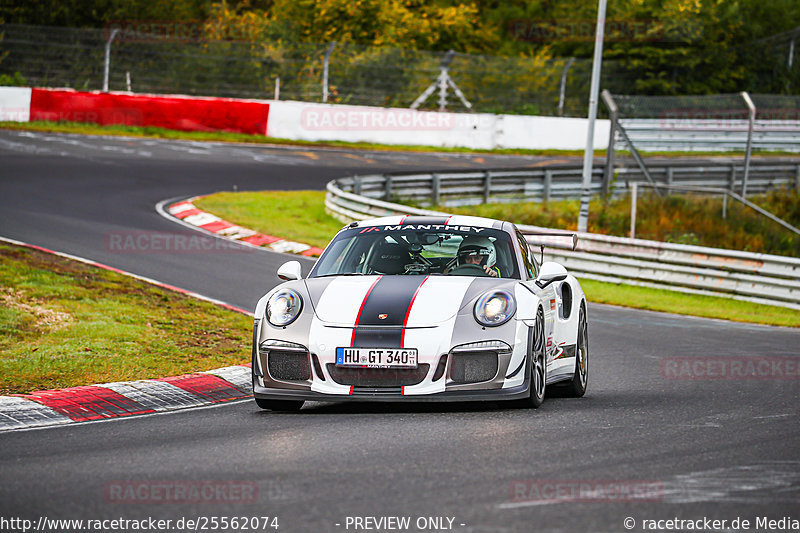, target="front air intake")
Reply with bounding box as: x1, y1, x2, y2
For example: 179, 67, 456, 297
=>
450, 353, 498, 384
267, 351, 311, 381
